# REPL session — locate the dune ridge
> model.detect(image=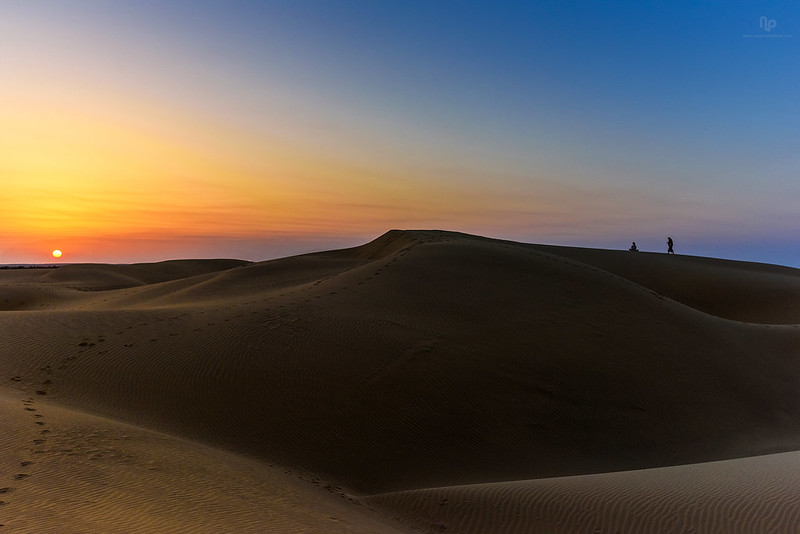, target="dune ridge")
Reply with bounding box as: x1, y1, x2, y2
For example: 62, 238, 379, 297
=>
527, 242, 800, 324
367, 451, 800, 533
2, 229, 800, 532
